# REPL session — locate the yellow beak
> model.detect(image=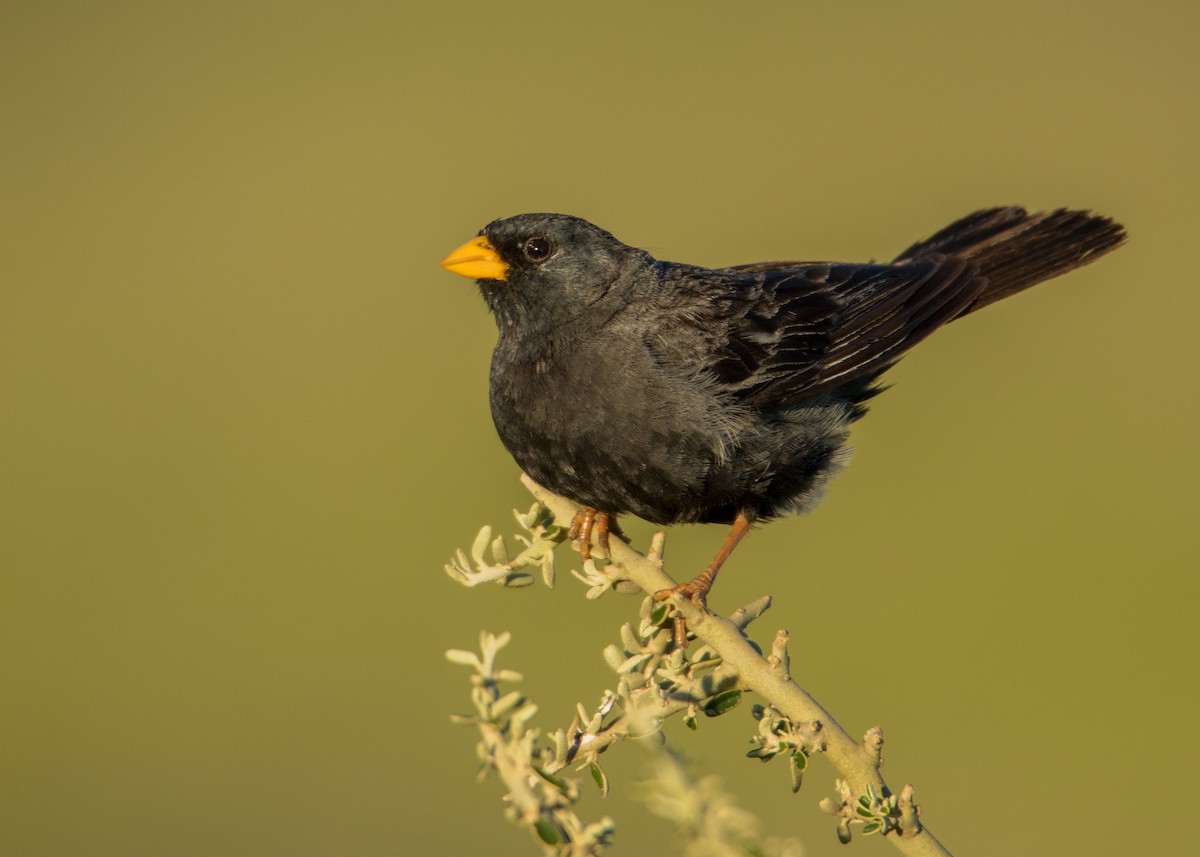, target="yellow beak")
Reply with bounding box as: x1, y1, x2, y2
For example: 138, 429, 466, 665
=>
439, 235, 508, 281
